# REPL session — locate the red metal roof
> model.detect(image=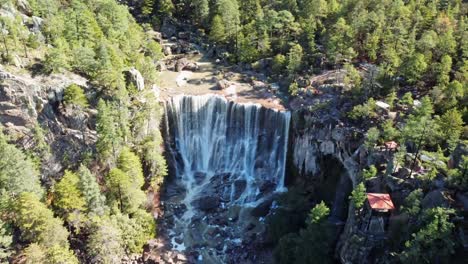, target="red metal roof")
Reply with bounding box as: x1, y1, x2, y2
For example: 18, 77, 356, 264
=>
367, 193, 395, 210
384, 141, 398, 149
